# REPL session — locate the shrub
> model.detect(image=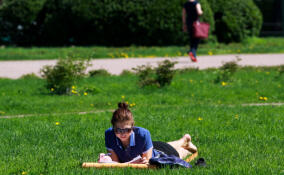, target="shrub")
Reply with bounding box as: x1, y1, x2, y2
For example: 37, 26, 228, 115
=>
0, 0, 214, 46
20, 73, 41, 79
207, 0, 262, 43
89, 69, 111, 77
133, 60, 176, 87
120, 70, 135, 76
40, 59, 90, 95
214, 60, 239, 83
156, 60, 177, 87
0, 0, 45, 45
